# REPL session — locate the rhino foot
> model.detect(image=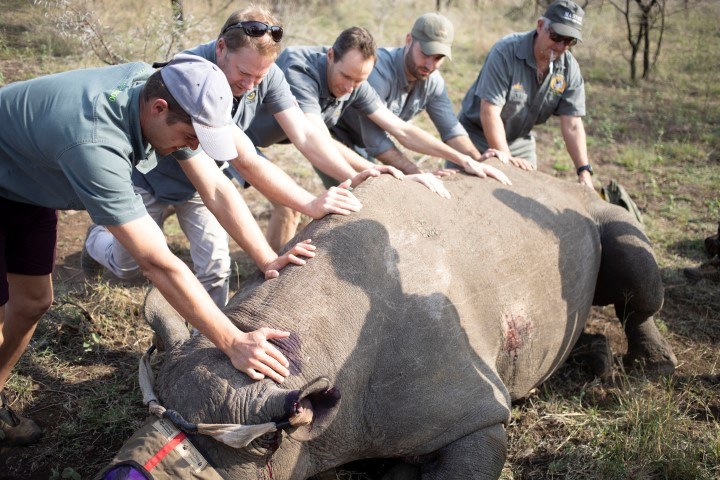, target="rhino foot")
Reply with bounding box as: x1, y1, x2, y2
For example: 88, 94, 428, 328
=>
571, 333, 614, 379
625, 322, 677, 377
